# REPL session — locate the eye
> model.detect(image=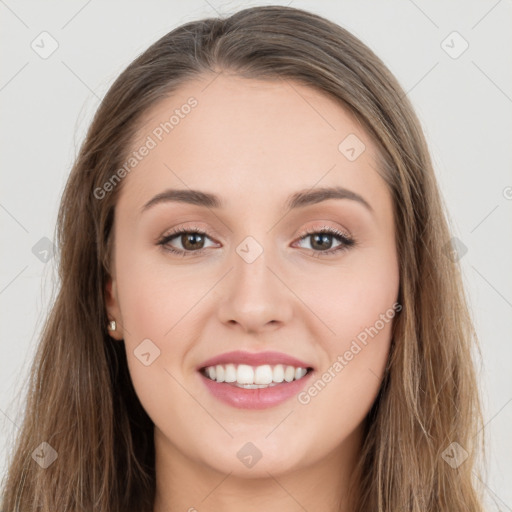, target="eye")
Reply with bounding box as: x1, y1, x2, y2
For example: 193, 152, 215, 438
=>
157, 225, 356, 257
157, 226, 218, 256
293, 226, 355, 256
